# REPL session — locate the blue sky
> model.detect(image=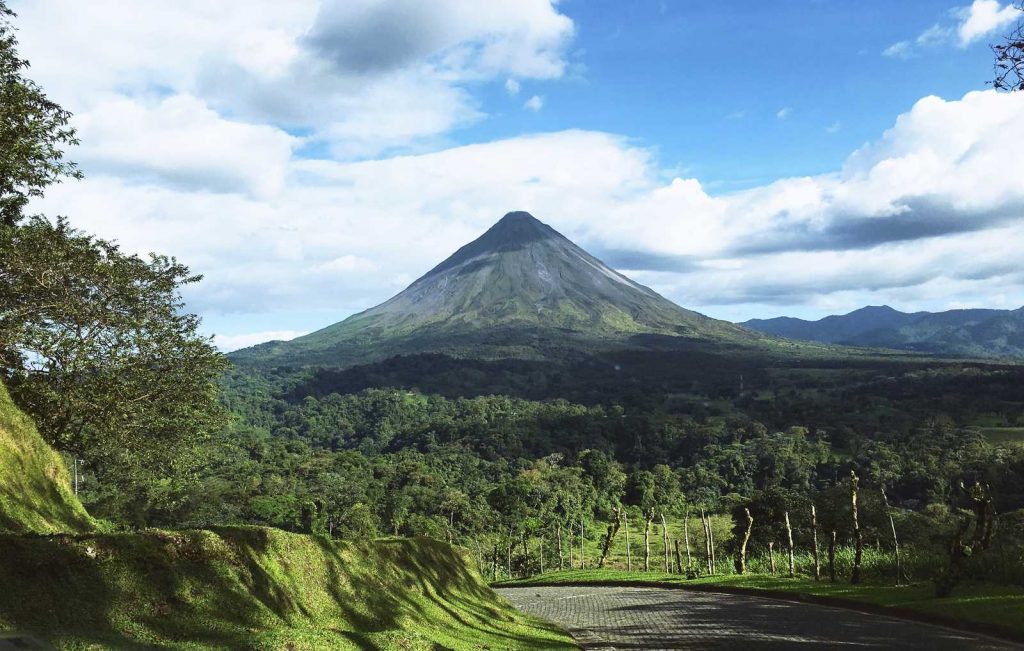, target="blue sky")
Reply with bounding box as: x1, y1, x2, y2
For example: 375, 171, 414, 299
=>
12, 0, 1024, 350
